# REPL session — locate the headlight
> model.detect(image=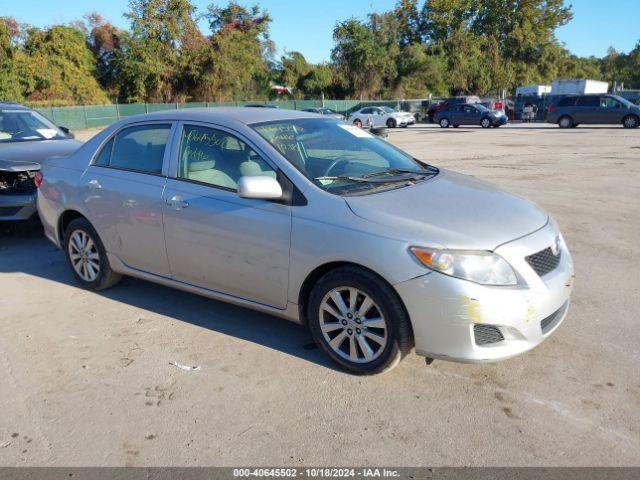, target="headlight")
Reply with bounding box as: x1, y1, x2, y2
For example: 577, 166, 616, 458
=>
409, 247, 518, 286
